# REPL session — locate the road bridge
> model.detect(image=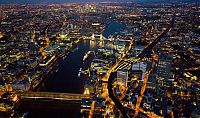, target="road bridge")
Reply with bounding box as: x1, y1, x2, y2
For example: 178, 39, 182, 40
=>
16, 92, 90, 112
16, 91, 90, 101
